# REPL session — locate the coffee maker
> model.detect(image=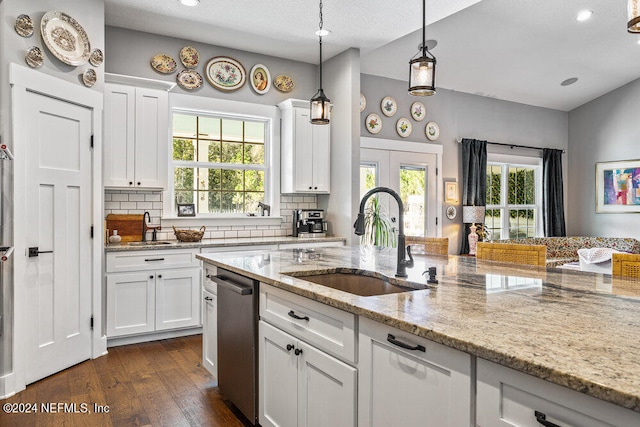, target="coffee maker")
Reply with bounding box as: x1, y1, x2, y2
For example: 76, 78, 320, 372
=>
292, 209, 327, 237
